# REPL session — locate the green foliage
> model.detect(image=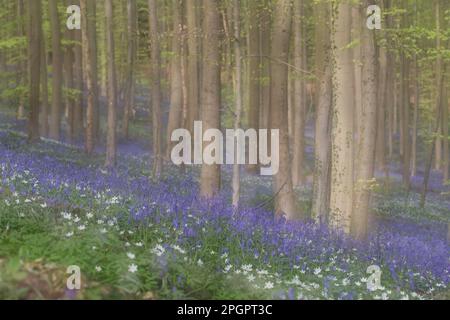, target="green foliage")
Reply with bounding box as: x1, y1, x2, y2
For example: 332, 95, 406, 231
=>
0, 36, 26, 51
